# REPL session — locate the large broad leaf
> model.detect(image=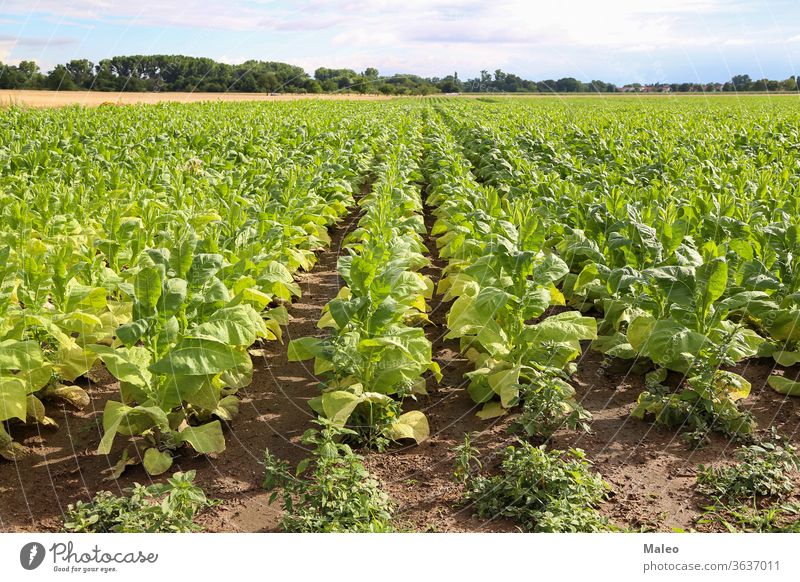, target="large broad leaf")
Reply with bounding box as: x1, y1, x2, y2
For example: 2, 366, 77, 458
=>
287, 337, 325, 361
90, 345, 152, 392
446, 292, 509, 356
762, 309, 800, 342
695, 258, 728, 318
532, 253, 569, 285
526, 311, 597, 343
158, 374, 209, 410
116, 317, 154, 346
488, 366, 521, 407
476, 401, 508, 420
368, 328, 436, 392
327, 297, 367, 329
772, 350, 800, 367
645, 266, 696, 307
0, 340, 44, 371
65, 285, 108, 313
98, 401, 169, 454
179, 421, 226, 454
188, 254, 225, 286
161, 277, 188, 317
314, 390, 362, 426
231, 287, 273, 311
627, 316, 708, 372
386, 410, 429, 443
143, 447, 173, 476
591, 332, 636, 359
133, 265, 164, 313
12, 363, 54, 394
768, 375, 800, 396
0, 377, 27, 422
149, 338, 249, 376
54, 344, 96, 382
191, 305, 266, 346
